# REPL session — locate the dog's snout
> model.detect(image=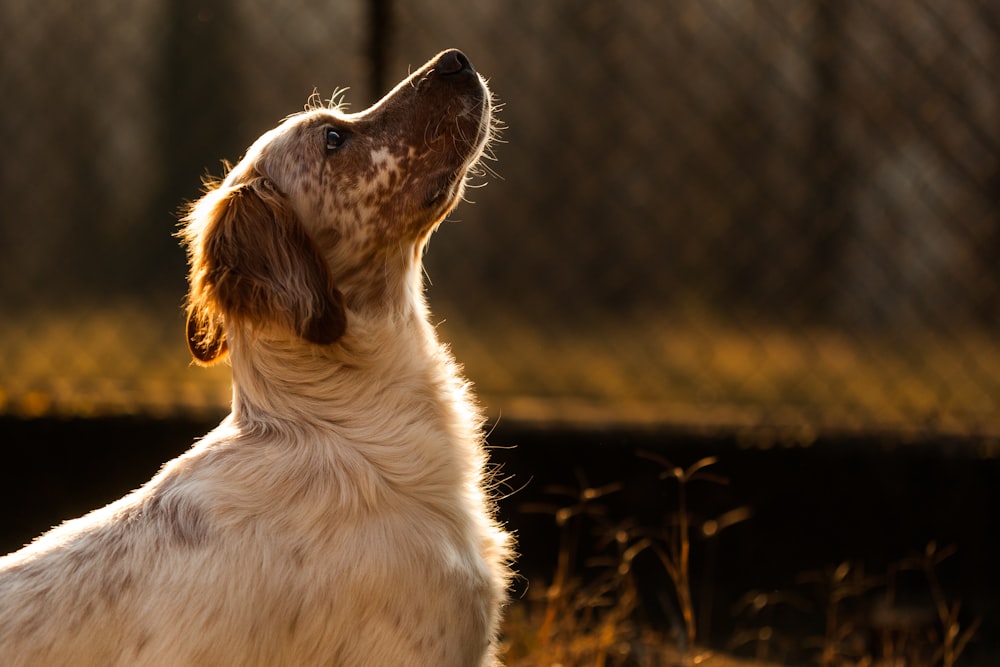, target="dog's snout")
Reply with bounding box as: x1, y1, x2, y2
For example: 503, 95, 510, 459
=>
434, 49, 474, 76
